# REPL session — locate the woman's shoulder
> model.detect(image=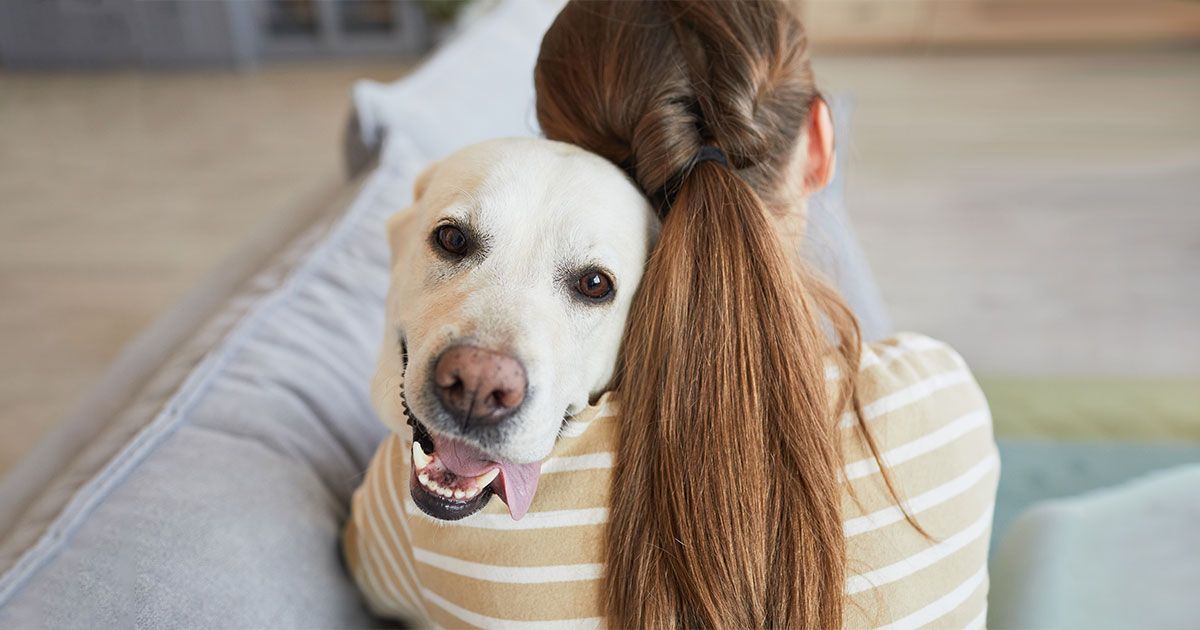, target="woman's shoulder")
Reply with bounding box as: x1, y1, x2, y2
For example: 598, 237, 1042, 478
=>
842, 332, 994, 466
853, 333, 987, 416
841, 333, 999, 627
